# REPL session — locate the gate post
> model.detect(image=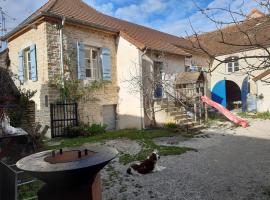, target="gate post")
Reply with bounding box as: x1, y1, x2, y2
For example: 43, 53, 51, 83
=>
50, 104, 54, 138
